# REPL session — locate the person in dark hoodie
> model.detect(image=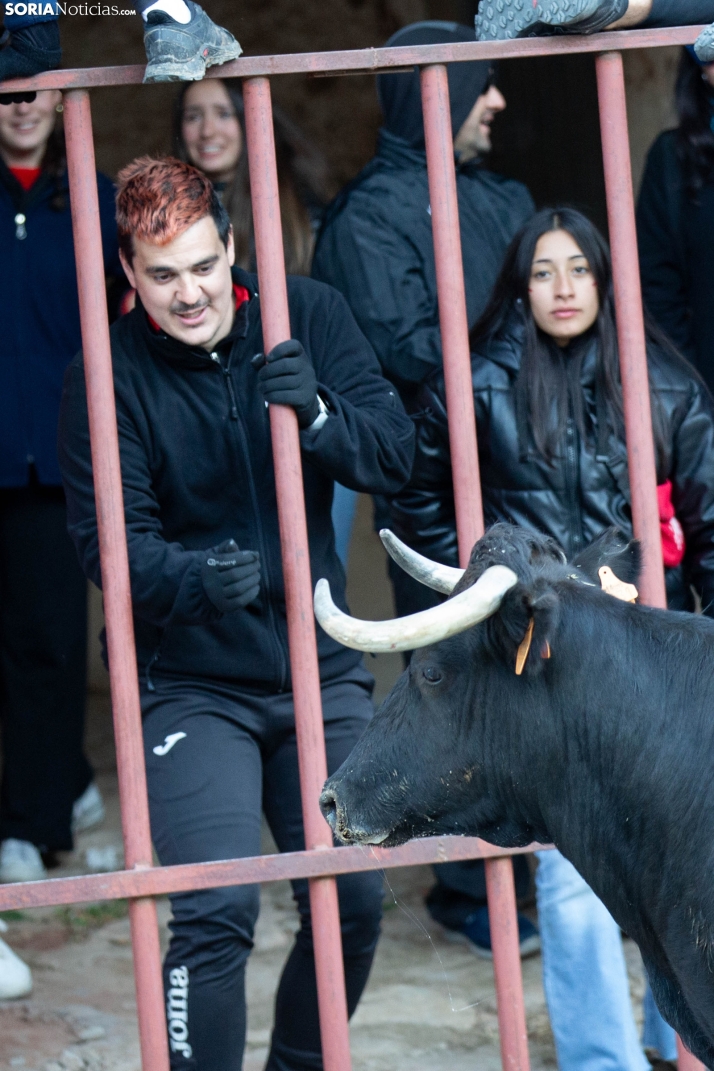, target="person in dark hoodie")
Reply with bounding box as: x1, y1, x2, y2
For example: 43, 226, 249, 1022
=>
313, 20, 534, 407
59, 156, 414, 1071
312, 20, 537, 961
